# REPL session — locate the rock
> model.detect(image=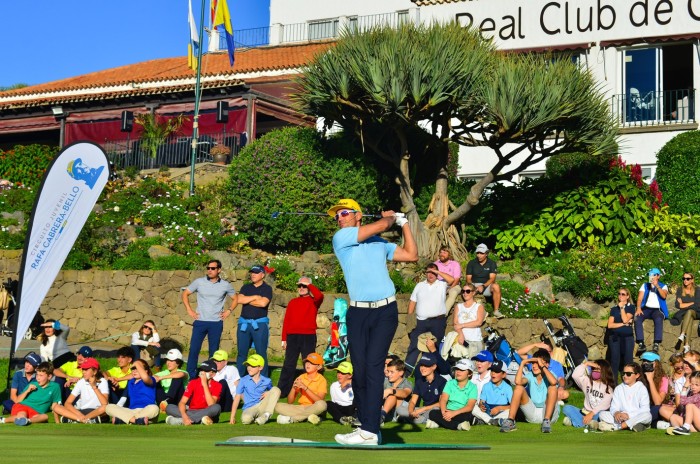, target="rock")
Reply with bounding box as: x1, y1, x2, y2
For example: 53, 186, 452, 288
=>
302, 251, 320, 263
525, 275, 554, 299
148, 245, 174, 259
209, 250, 239, 270
555, 292, 576, 307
